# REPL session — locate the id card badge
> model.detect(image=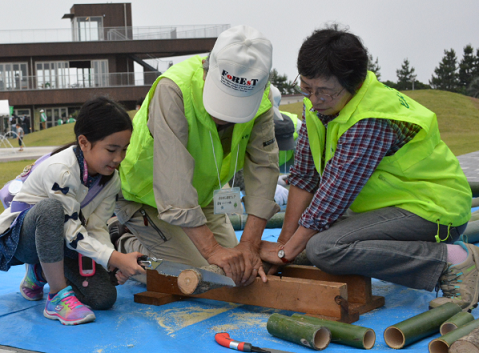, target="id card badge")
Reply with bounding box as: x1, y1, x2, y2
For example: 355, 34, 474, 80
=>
213, 187, 243, 214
